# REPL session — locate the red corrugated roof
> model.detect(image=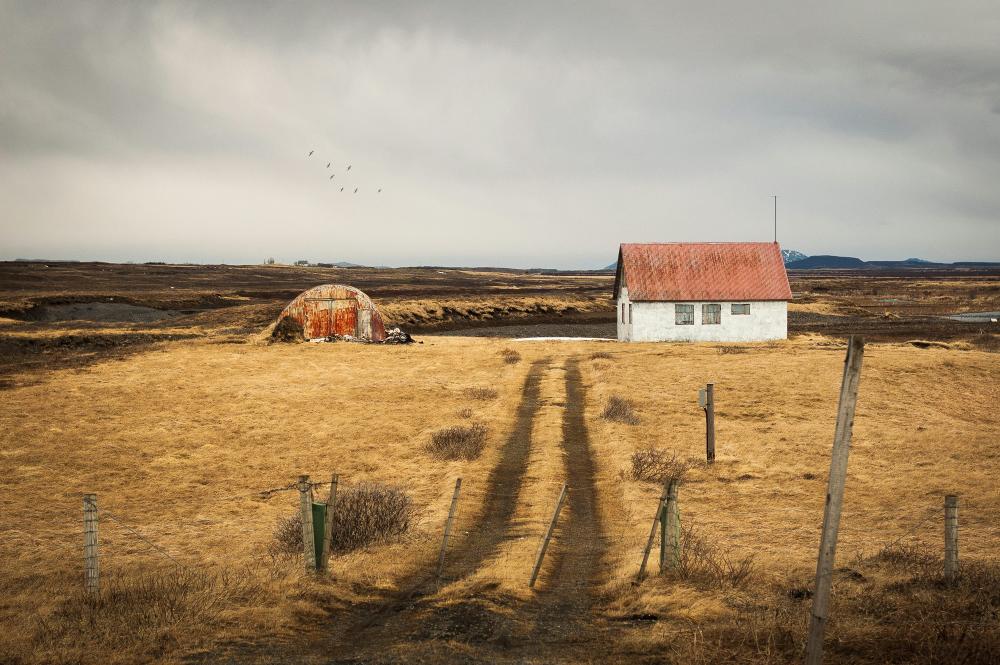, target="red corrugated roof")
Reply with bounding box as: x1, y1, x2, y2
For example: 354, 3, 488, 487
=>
614, 242, 792, 301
